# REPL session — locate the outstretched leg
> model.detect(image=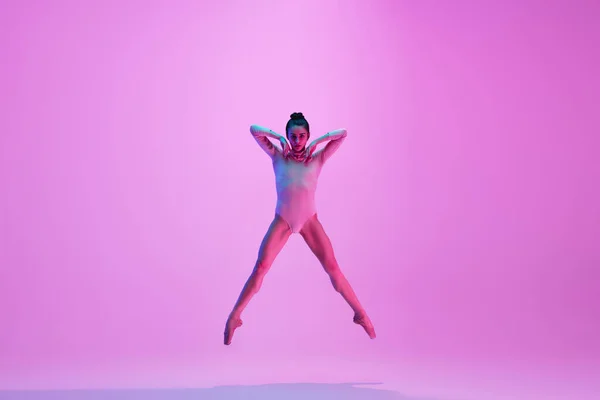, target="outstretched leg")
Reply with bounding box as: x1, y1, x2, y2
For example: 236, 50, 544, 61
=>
299, 214, 376, 339
224, 214, 292, 345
